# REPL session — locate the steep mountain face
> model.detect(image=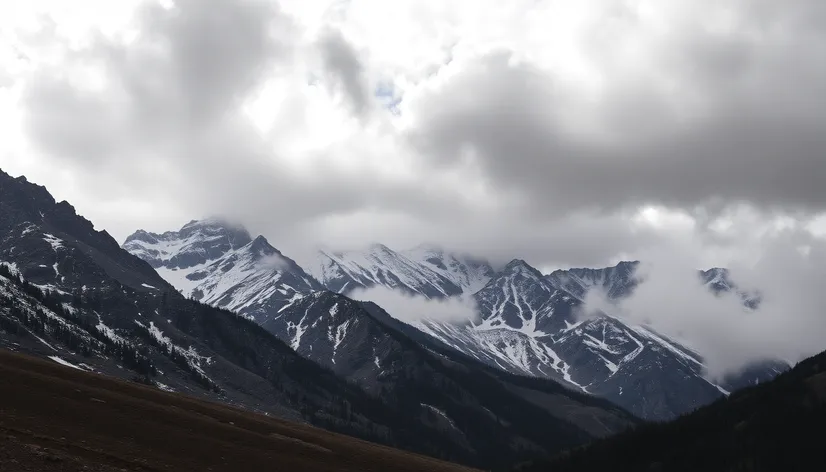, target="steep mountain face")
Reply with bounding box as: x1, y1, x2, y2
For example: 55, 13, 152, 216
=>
516, 348, 826, 472
265, 291, 636, 468
414, 260, 784, 421
546, 261, 640, 300
123, 221, 323, 324
402, 244, 494, 293
0, 169, 572, 468
262, 291, 398, 389
0, 176, 170, 296
312, 244, 490, 298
